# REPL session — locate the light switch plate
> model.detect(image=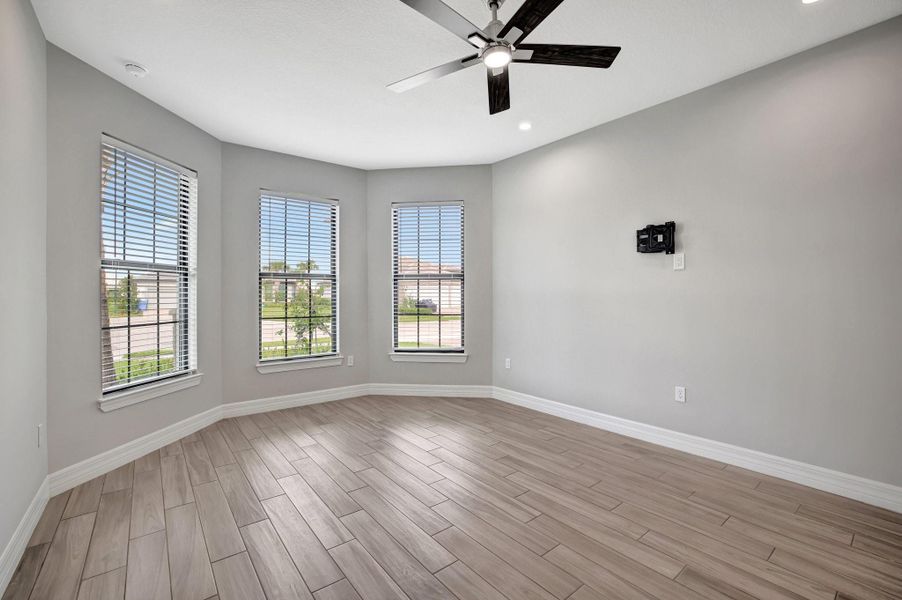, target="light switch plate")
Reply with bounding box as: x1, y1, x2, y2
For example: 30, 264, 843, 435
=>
673, 253, 685, 271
